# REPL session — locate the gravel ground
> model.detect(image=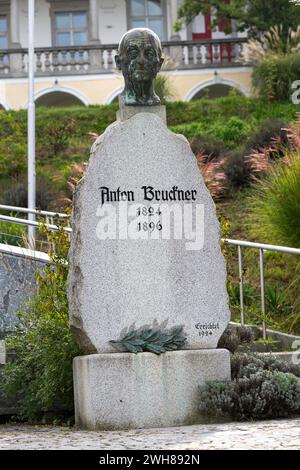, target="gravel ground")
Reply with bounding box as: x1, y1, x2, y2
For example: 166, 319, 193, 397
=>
0, 419, 299, 450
